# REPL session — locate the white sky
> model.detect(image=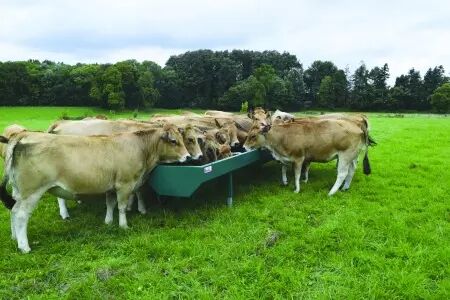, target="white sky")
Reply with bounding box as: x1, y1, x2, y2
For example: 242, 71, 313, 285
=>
0, 0, 449, 84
